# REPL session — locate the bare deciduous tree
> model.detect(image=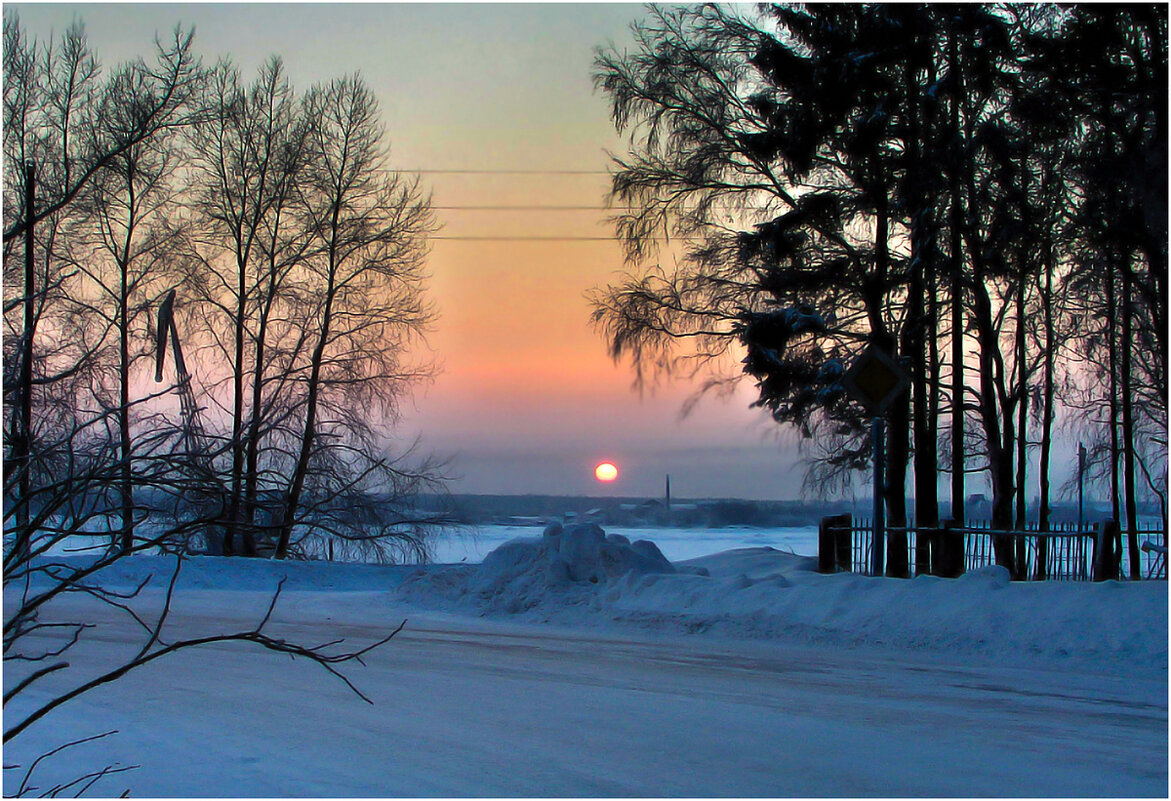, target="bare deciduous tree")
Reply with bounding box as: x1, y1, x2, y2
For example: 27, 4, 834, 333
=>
273, 75, 441, 560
